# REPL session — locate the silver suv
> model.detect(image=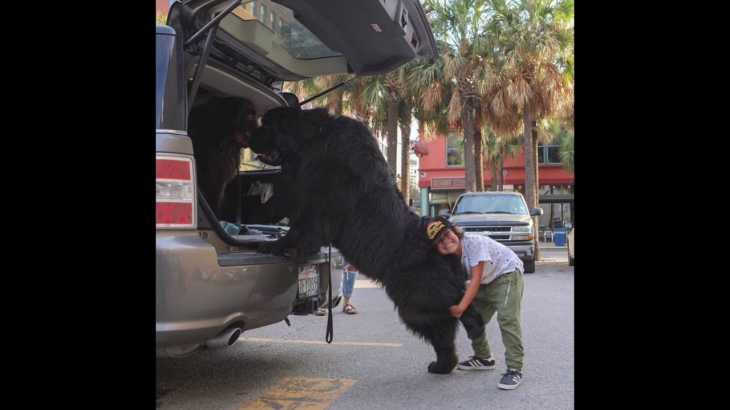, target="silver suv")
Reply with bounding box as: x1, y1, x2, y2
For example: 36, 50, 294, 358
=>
447, 192, 543, 273
156, 0, 436, 356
